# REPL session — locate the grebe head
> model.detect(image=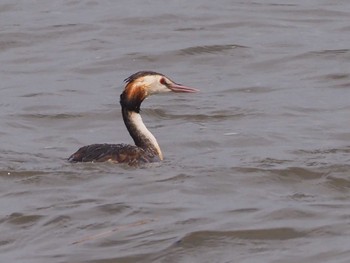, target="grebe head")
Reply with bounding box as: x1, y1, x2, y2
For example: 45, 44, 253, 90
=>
121, 71, 198, 112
